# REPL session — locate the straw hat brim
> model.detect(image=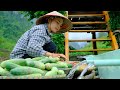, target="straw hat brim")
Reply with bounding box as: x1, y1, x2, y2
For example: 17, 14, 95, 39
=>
36, 12, 72, 33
